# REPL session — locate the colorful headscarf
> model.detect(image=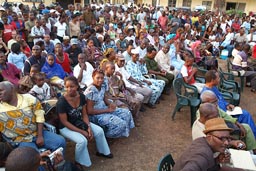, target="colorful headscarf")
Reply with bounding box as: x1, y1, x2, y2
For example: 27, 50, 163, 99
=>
103, 48, 115, 58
